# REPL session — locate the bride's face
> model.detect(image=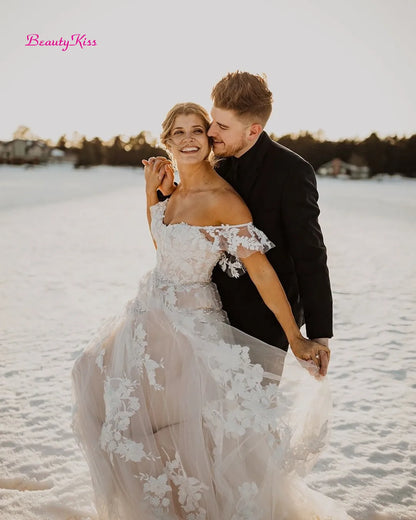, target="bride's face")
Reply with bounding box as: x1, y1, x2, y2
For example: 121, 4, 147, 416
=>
167, 114, 211, 165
